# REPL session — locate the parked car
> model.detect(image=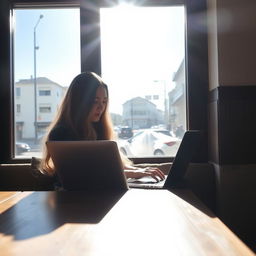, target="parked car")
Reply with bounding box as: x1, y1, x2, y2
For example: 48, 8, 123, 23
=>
149, 128, 176, 137
118, 126, 133, 139
118, 130, 181, 157
16, 142, 31, 154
